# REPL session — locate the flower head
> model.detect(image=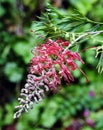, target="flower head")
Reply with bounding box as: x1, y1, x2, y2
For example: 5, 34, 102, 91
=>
14, 39, 87, 118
